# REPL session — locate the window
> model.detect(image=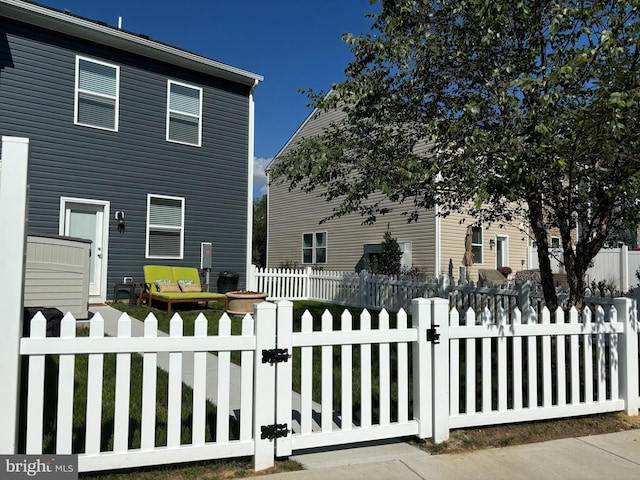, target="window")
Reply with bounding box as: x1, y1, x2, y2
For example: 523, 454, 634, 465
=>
167, 80, 202, 146
302, 232, 327, 264
472, 226, 483, 264
75, 56, 119, 131
551, 236, 560, 249
146, 194, 185, 259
